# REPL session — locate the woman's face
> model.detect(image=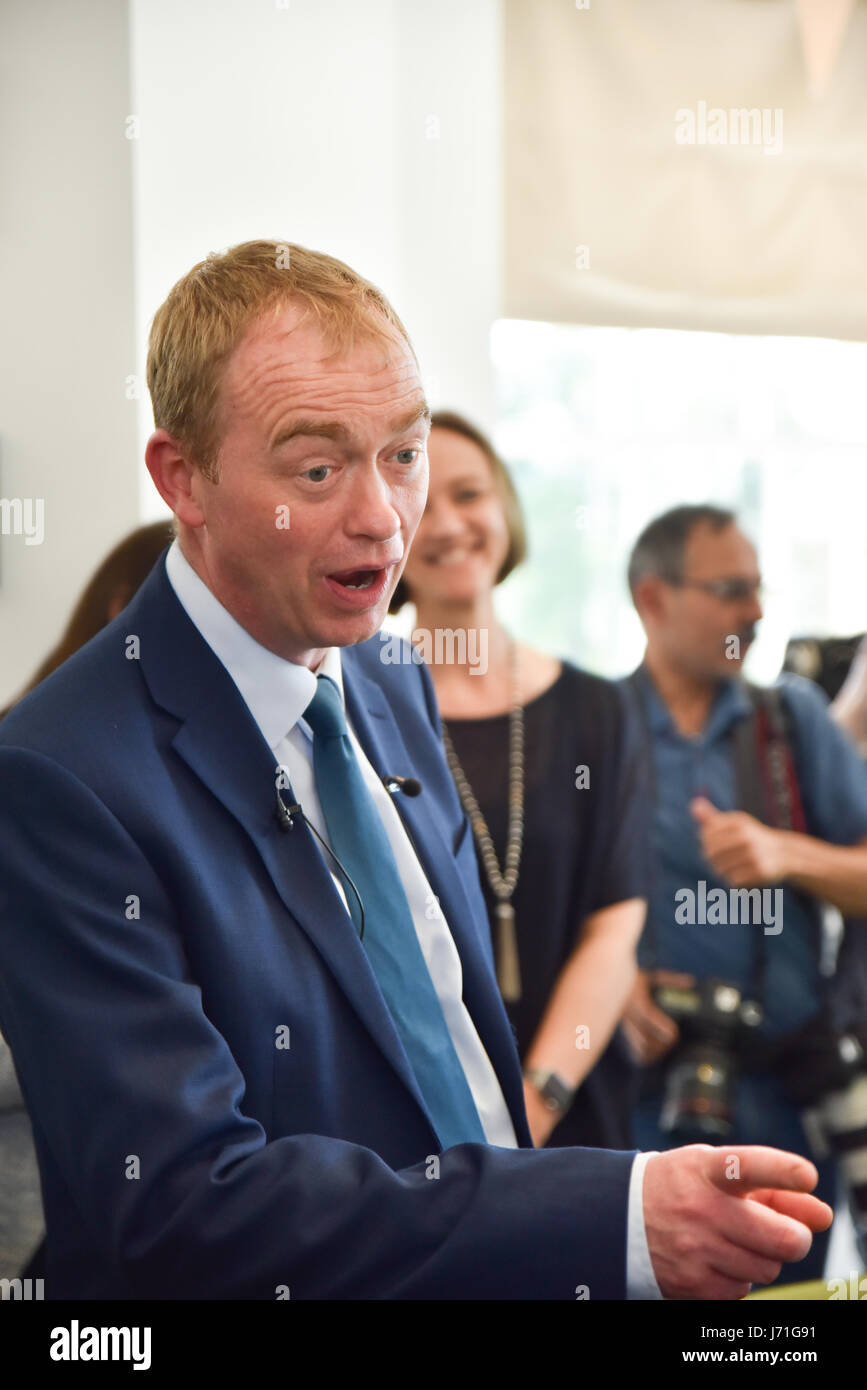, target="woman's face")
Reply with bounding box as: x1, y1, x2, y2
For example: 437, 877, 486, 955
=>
401, 426, 511, 606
